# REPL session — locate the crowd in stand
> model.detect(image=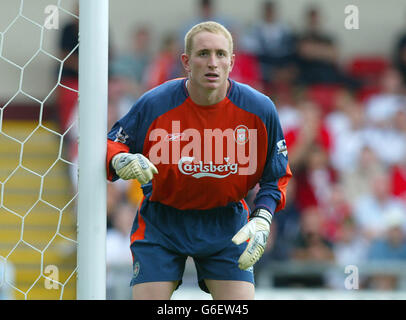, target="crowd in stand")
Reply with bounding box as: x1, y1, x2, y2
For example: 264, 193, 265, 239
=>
58, 0, 406, 294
